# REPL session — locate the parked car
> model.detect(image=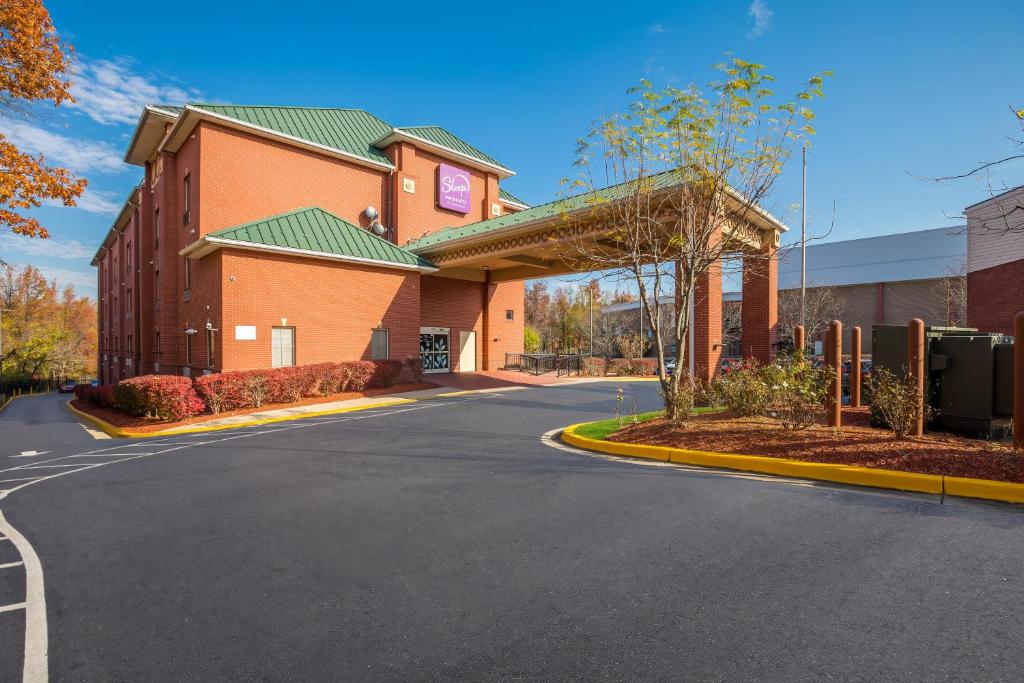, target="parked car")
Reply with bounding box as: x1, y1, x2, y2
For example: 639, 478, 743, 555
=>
664, 358, 677, 375
58, 380, 77, 393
